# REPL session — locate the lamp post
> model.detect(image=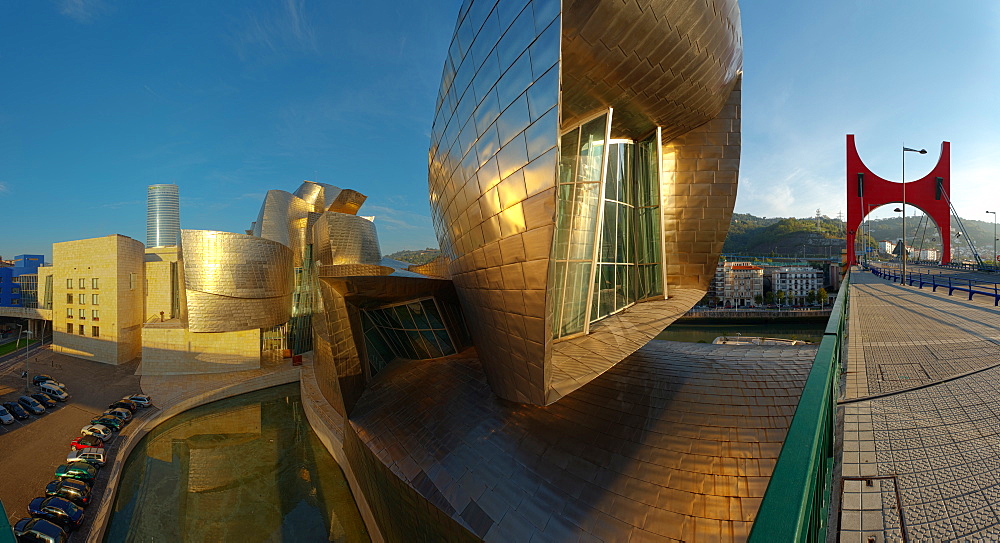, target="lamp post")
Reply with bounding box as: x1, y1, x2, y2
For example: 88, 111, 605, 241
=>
988, 210, 997, 268
901, 146, 927, 284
